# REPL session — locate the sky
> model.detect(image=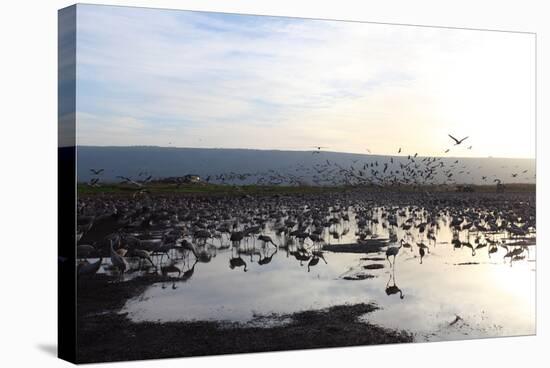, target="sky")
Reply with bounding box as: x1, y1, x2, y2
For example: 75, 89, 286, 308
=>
74, 4, 536, 158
